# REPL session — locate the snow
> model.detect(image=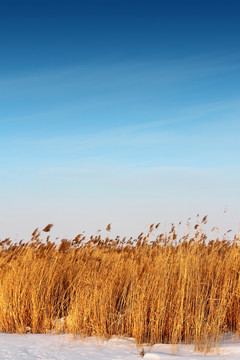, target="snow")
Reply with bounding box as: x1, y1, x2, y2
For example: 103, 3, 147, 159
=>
0, 334, 240, 359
